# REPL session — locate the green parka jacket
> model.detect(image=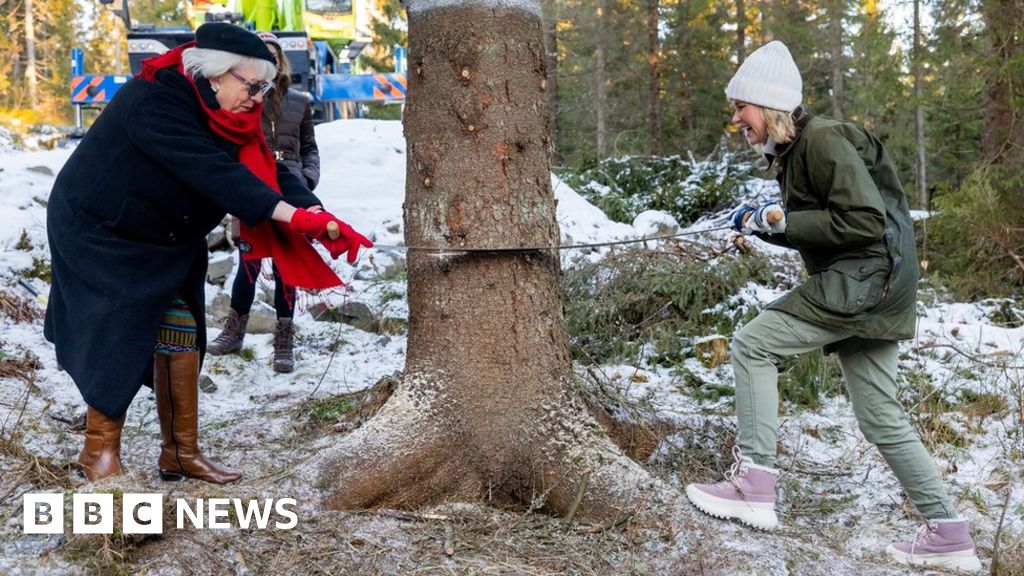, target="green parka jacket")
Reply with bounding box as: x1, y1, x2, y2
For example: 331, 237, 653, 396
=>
757, 111, 918, 341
